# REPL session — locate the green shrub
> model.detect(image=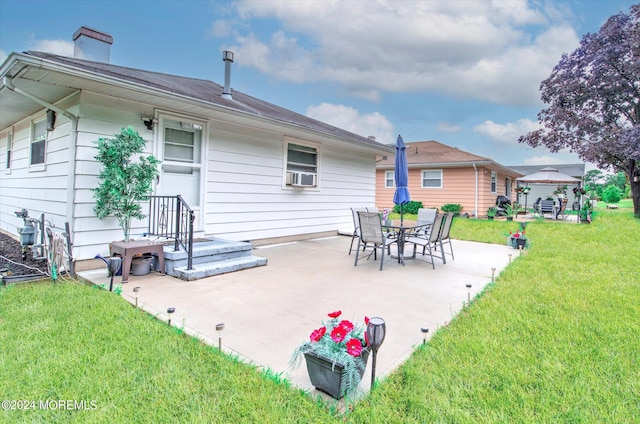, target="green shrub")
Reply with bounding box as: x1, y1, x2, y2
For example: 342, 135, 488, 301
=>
392, 200, 423, 215
602, 185, 622, 203
441, 203, 463, 214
